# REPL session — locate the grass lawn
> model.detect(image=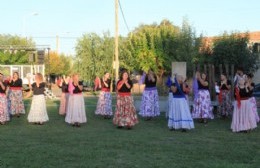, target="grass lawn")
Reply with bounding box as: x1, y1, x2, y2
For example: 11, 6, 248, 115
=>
0, 97, 259, 168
